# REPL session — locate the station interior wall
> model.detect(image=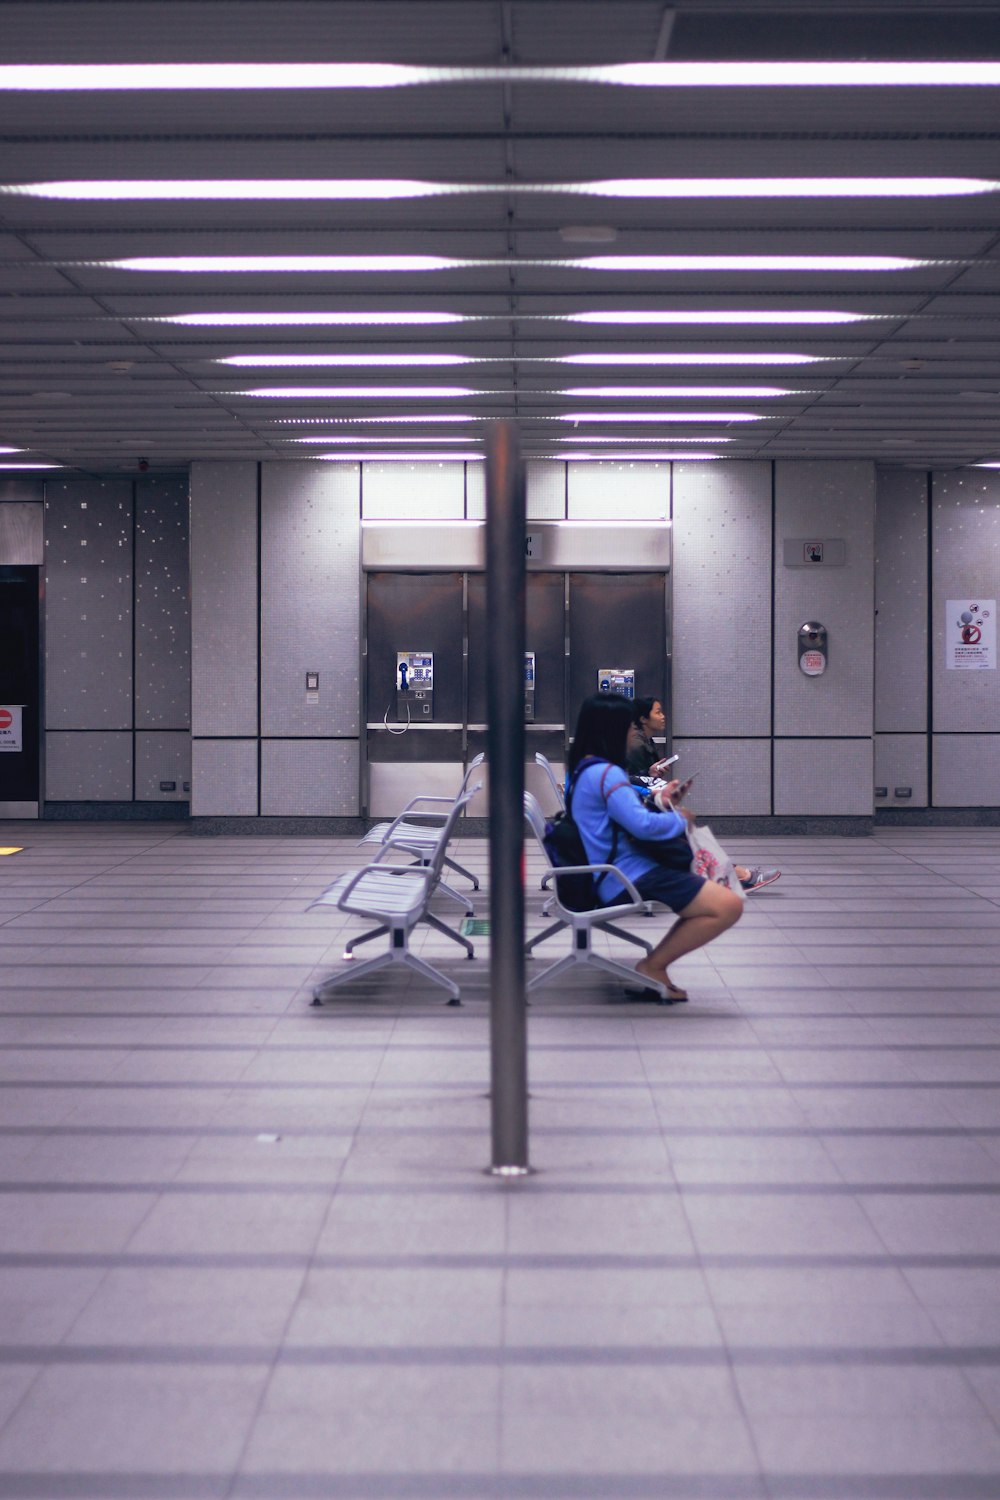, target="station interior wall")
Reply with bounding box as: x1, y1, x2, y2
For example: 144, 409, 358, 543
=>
2, 458, 999, 819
